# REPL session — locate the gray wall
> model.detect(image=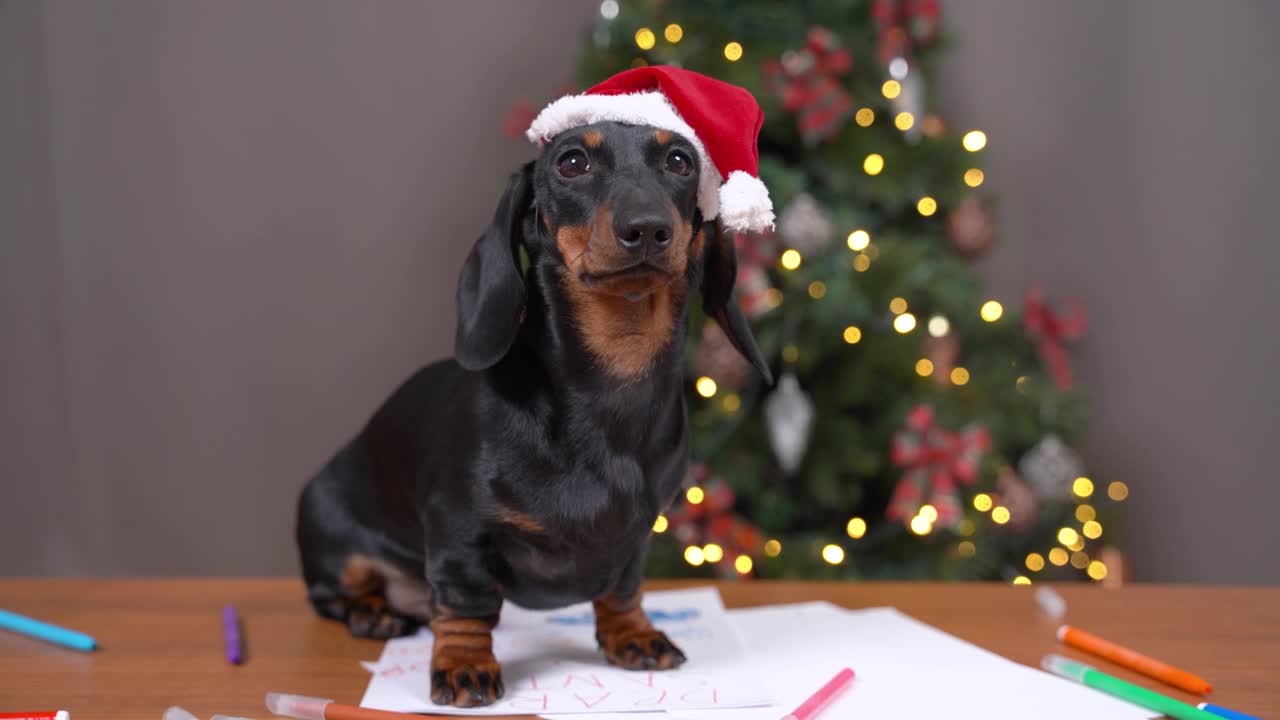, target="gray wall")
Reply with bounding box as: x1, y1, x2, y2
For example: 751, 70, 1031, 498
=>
3, 1, 1277, 582
1, 0, 595, 575
940, 1, 1280, 583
